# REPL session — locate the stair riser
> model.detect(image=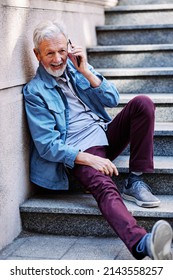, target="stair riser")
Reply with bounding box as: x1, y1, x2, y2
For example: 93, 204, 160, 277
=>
68, 172, 173, 195
119, 0, 173, 5
88, 51, 173, 68
21, 212, 116, 237
107, 106, 173, 122
120, 137, 173, 156
107, 77, 173, 94
20, 212, 173, 237
97, 29, 173, 45
105, 11, 173, 26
